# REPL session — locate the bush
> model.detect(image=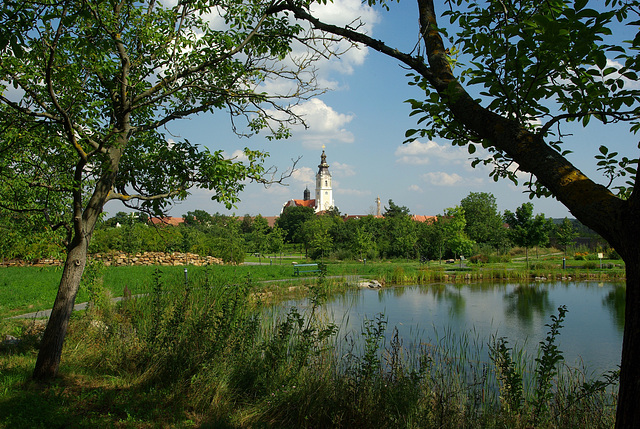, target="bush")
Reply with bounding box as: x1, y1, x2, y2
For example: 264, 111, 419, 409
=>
55, 271, 618, 428
488, 254, 511, 263
530, 261, 556, 270
574, 252, 588, 261
606, 248, 622, 260
468, 254, 489, 264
